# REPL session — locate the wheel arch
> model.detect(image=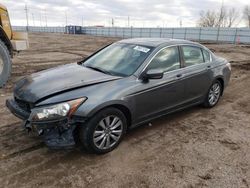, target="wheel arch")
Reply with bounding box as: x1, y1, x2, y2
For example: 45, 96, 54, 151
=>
86, 101, 132, 128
